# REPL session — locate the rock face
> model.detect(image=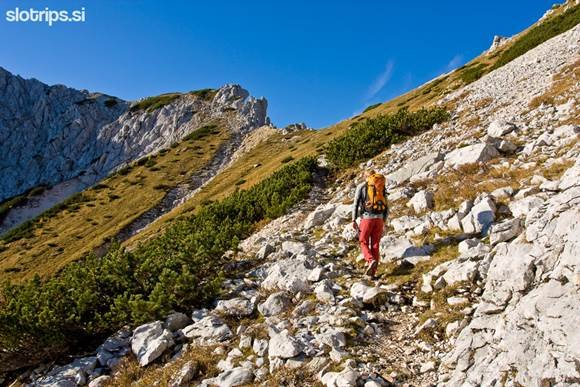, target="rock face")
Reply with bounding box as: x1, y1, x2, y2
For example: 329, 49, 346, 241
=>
0, 66, 268, 214
131, 321, 174, 366
0, 67, 128, 203
444, 143, 499, 168
488, 35, 509, 52
441, 164, 580, 386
